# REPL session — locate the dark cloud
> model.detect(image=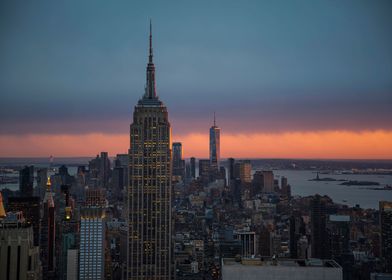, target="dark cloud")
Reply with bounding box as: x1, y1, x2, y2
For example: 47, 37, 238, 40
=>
1, 0, 391, 135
